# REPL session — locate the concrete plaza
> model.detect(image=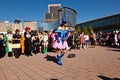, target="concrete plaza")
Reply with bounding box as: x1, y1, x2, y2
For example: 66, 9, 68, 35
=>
0, 46, 120, 80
